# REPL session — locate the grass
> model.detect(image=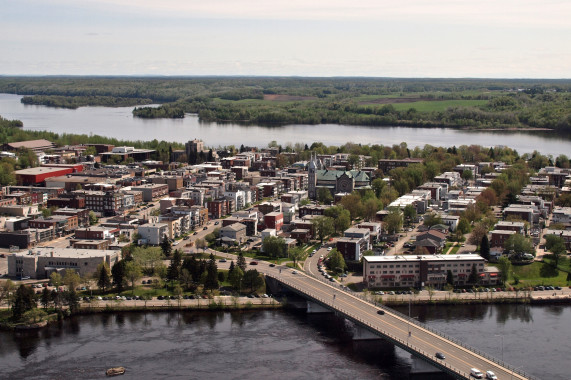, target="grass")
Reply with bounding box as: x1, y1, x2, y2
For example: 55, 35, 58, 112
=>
510, 261, 570, 287
390, 100, 488, 112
